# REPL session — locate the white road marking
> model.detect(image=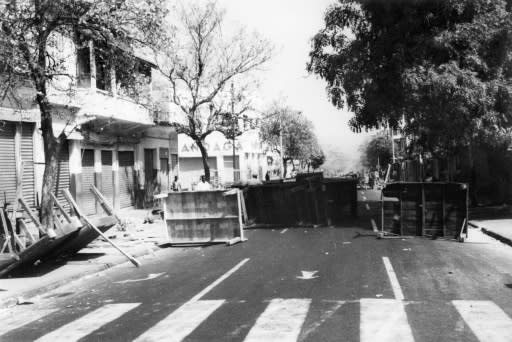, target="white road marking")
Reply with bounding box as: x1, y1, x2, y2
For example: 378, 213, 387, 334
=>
134, 300, 224, 342
189, 258, 250, 302
114, 272, 165, 284
452, 300, 512, 342
244, 298, 311, 342
371, 219, 379, 232
365, 203, 371, 210
35, 303, 139, 342
296, 270, 319, 280
382, 257, 405, 300
135, 259, 249, 341
0, 309, 57, 336
360, 298, 414, 342
280, 228, 288, 234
